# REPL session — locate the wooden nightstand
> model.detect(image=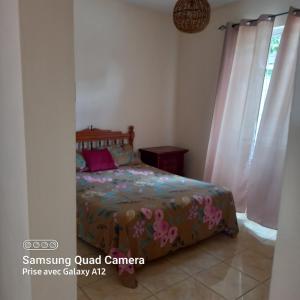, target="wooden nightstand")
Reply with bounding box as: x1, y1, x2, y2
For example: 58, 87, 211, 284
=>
139, 146, 189, 176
